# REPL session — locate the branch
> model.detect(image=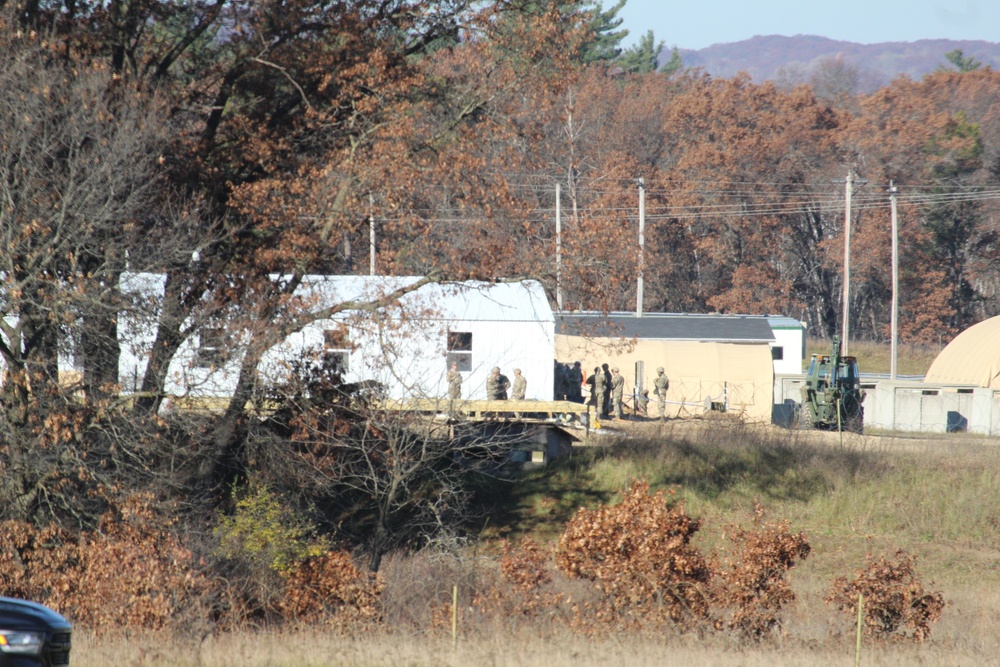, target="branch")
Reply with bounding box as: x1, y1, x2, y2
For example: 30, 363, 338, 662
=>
251, 56, 313, 112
